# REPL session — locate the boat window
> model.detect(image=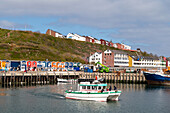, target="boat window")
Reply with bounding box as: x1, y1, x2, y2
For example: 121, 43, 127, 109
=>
92, 86, 94, 89
87, 86, 90, 89
92, 86, 97, 90
82, 86, 86, 89
98, 86, 101, 90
